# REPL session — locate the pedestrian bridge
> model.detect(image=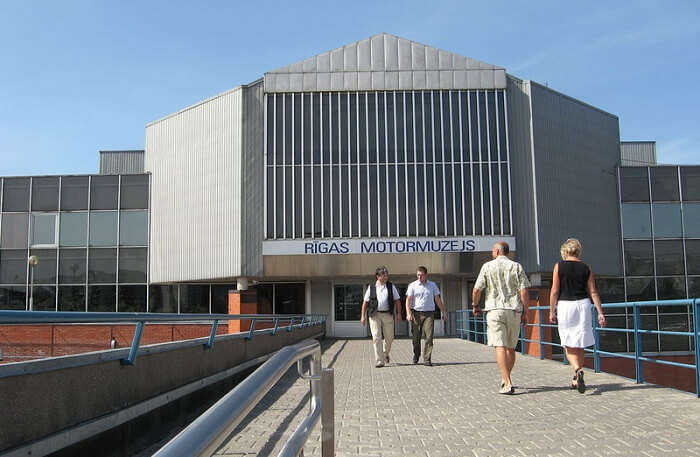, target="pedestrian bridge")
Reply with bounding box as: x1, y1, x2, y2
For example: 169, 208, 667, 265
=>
169, 338, 699, 457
